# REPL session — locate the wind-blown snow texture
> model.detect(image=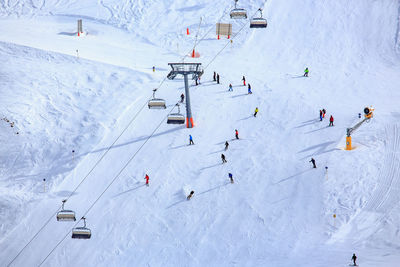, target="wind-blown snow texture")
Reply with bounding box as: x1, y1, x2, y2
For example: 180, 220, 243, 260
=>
1, 0, 400, 266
